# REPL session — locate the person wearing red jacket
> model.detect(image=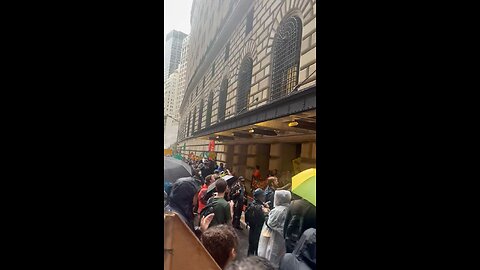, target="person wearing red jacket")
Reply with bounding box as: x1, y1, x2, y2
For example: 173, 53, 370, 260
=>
197, 174, 214, 214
